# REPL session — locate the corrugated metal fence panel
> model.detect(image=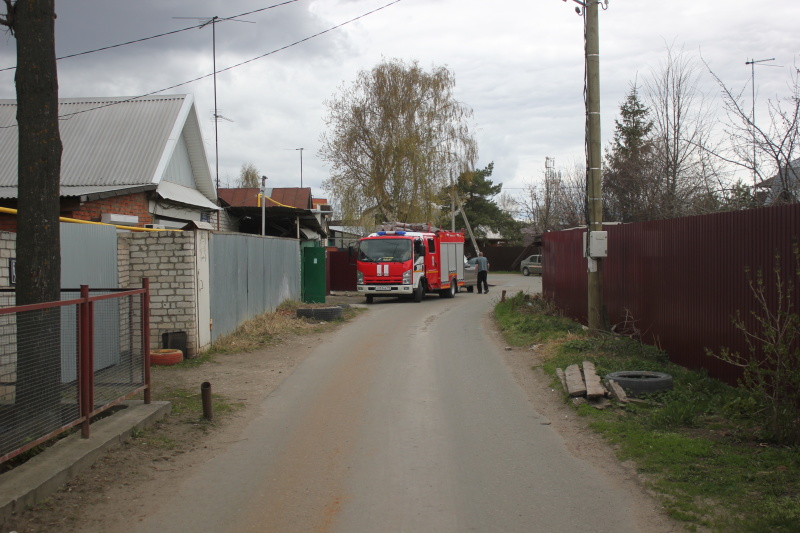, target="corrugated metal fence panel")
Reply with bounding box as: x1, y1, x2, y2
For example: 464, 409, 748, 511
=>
209, 233, 300, 341
60, 222, 119, 381
482, 246, 528, 271
543, 204, 800, 384
327, 250, 357, 292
